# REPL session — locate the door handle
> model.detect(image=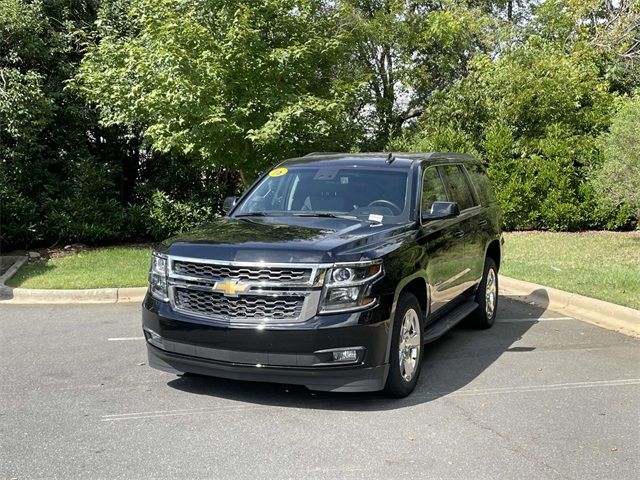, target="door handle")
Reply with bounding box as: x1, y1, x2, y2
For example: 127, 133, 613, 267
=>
453, 230, 465, 238
477, 219, 488, 226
